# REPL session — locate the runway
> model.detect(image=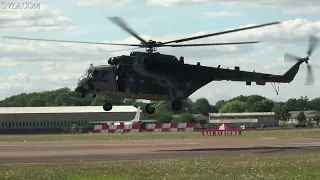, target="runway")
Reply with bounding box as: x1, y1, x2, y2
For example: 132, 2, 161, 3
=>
0, 137, 320, 164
